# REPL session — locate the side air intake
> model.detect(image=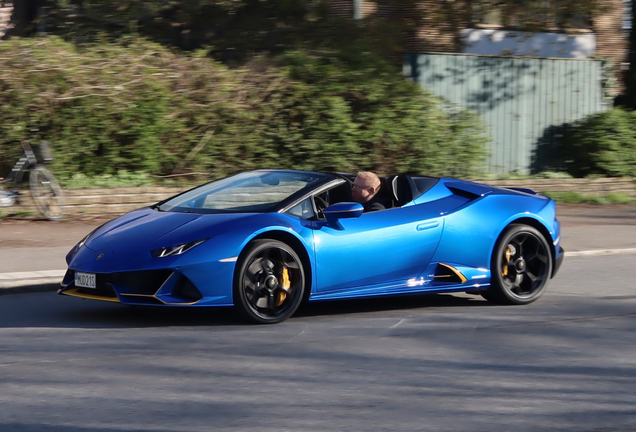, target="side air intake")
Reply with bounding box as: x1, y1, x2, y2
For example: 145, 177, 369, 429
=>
445, 182, 492, 199
430, 263, 467, 284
